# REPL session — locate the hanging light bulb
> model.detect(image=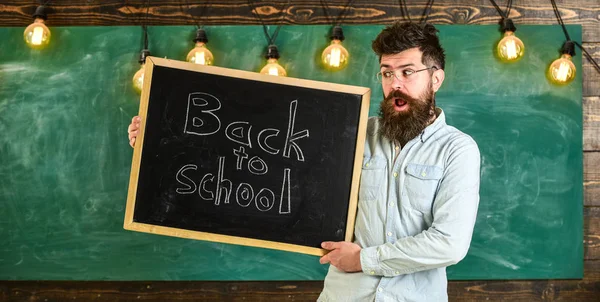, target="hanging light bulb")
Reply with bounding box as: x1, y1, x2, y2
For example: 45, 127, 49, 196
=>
260, 45, 287, 77
133, 49, 151, 94
548, 41, 576, 85
186, 28, 214, 65
496, 19, 525, 62
23, 6, 51, 49
322, 26, 349, 70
